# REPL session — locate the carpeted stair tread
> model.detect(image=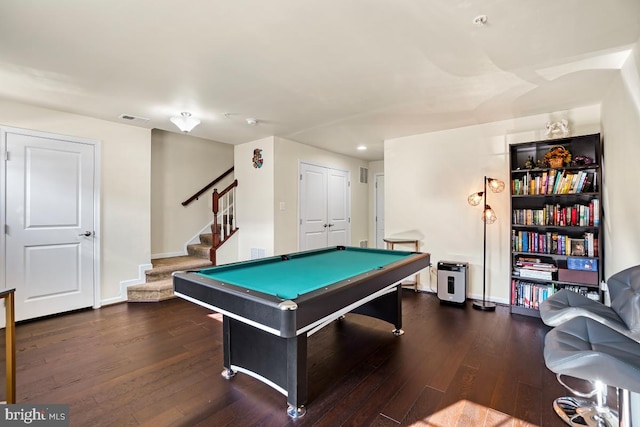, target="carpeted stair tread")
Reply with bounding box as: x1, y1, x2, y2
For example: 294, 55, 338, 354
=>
148, 256, 212, 274
187, 243, 211, 258
130, 232, 214, 302
199, 233, 213, 246
145, 256, 212, 283
127, 279, 175, 302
